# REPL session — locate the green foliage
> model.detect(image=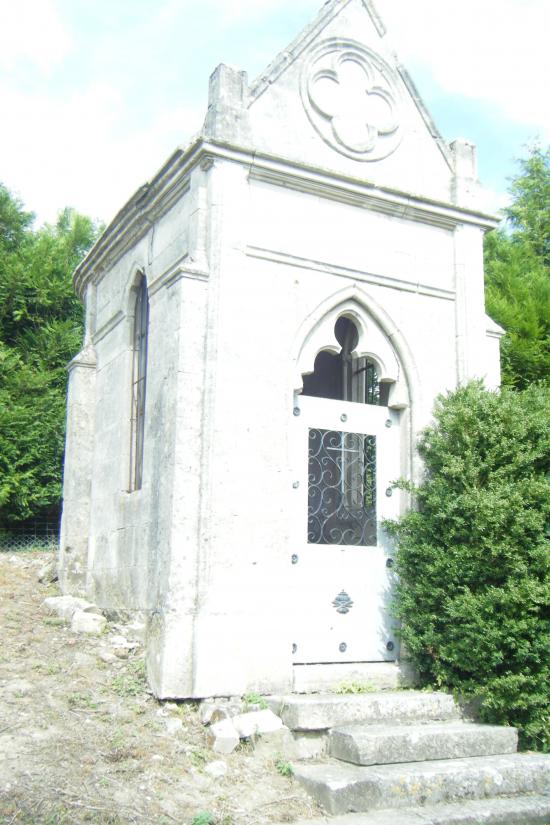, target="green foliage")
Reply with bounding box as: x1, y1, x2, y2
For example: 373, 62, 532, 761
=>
242, 692, 268, 709
506, 145, 550, 266
485, 145, 550, 389
387, 382, 550, 751
112, 658, 147, 696
0, 184, 100, 525
275, 758, 294, 777
190, 813, 217, 825
485, 231, 550, 388
334, 681, 375, 694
